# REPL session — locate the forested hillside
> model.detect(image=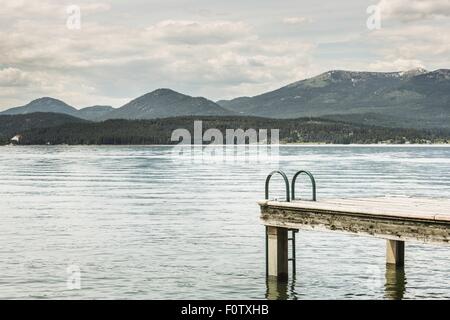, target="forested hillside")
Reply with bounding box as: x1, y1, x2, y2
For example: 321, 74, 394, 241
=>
4, 115, 448, 145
